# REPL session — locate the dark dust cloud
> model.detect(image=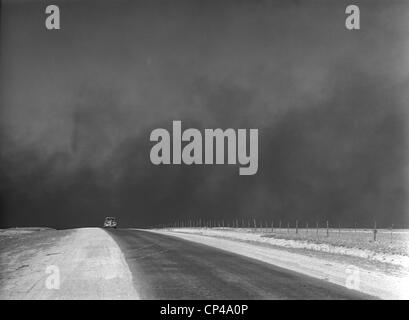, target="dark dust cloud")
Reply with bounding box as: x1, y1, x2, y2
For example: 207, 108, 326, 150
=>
0, 0, 408, 228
